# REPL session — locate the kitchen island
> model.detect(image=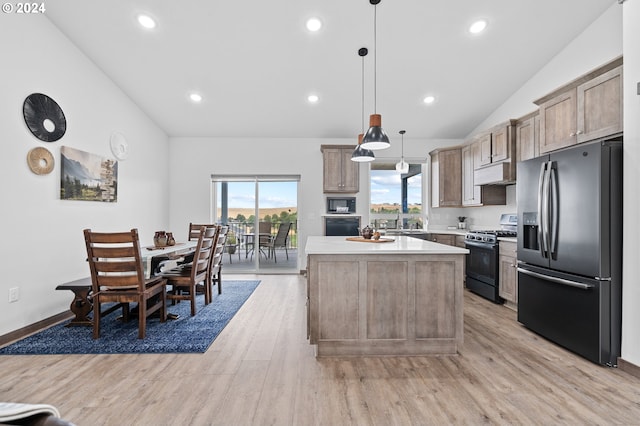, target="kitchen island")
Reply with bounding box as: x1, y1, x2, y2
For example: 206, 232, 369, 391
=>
305, 236, 468, 357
